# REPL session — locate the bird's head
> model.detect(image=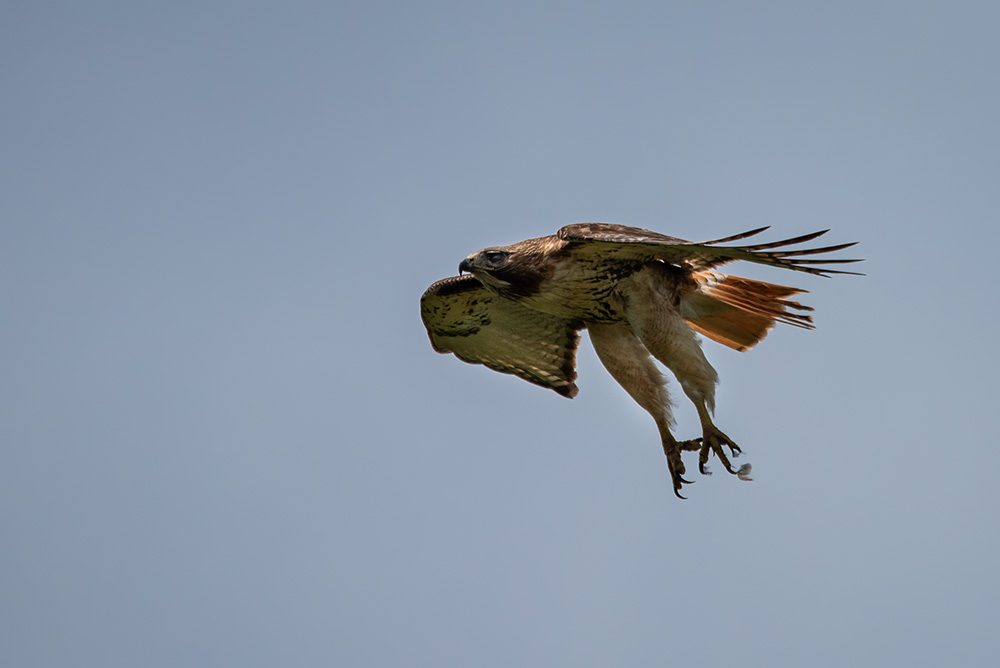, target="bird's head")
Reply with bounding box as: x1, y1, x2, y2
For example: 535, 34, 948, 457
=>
459, 248, 511, 278
458, 240, 551, 297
